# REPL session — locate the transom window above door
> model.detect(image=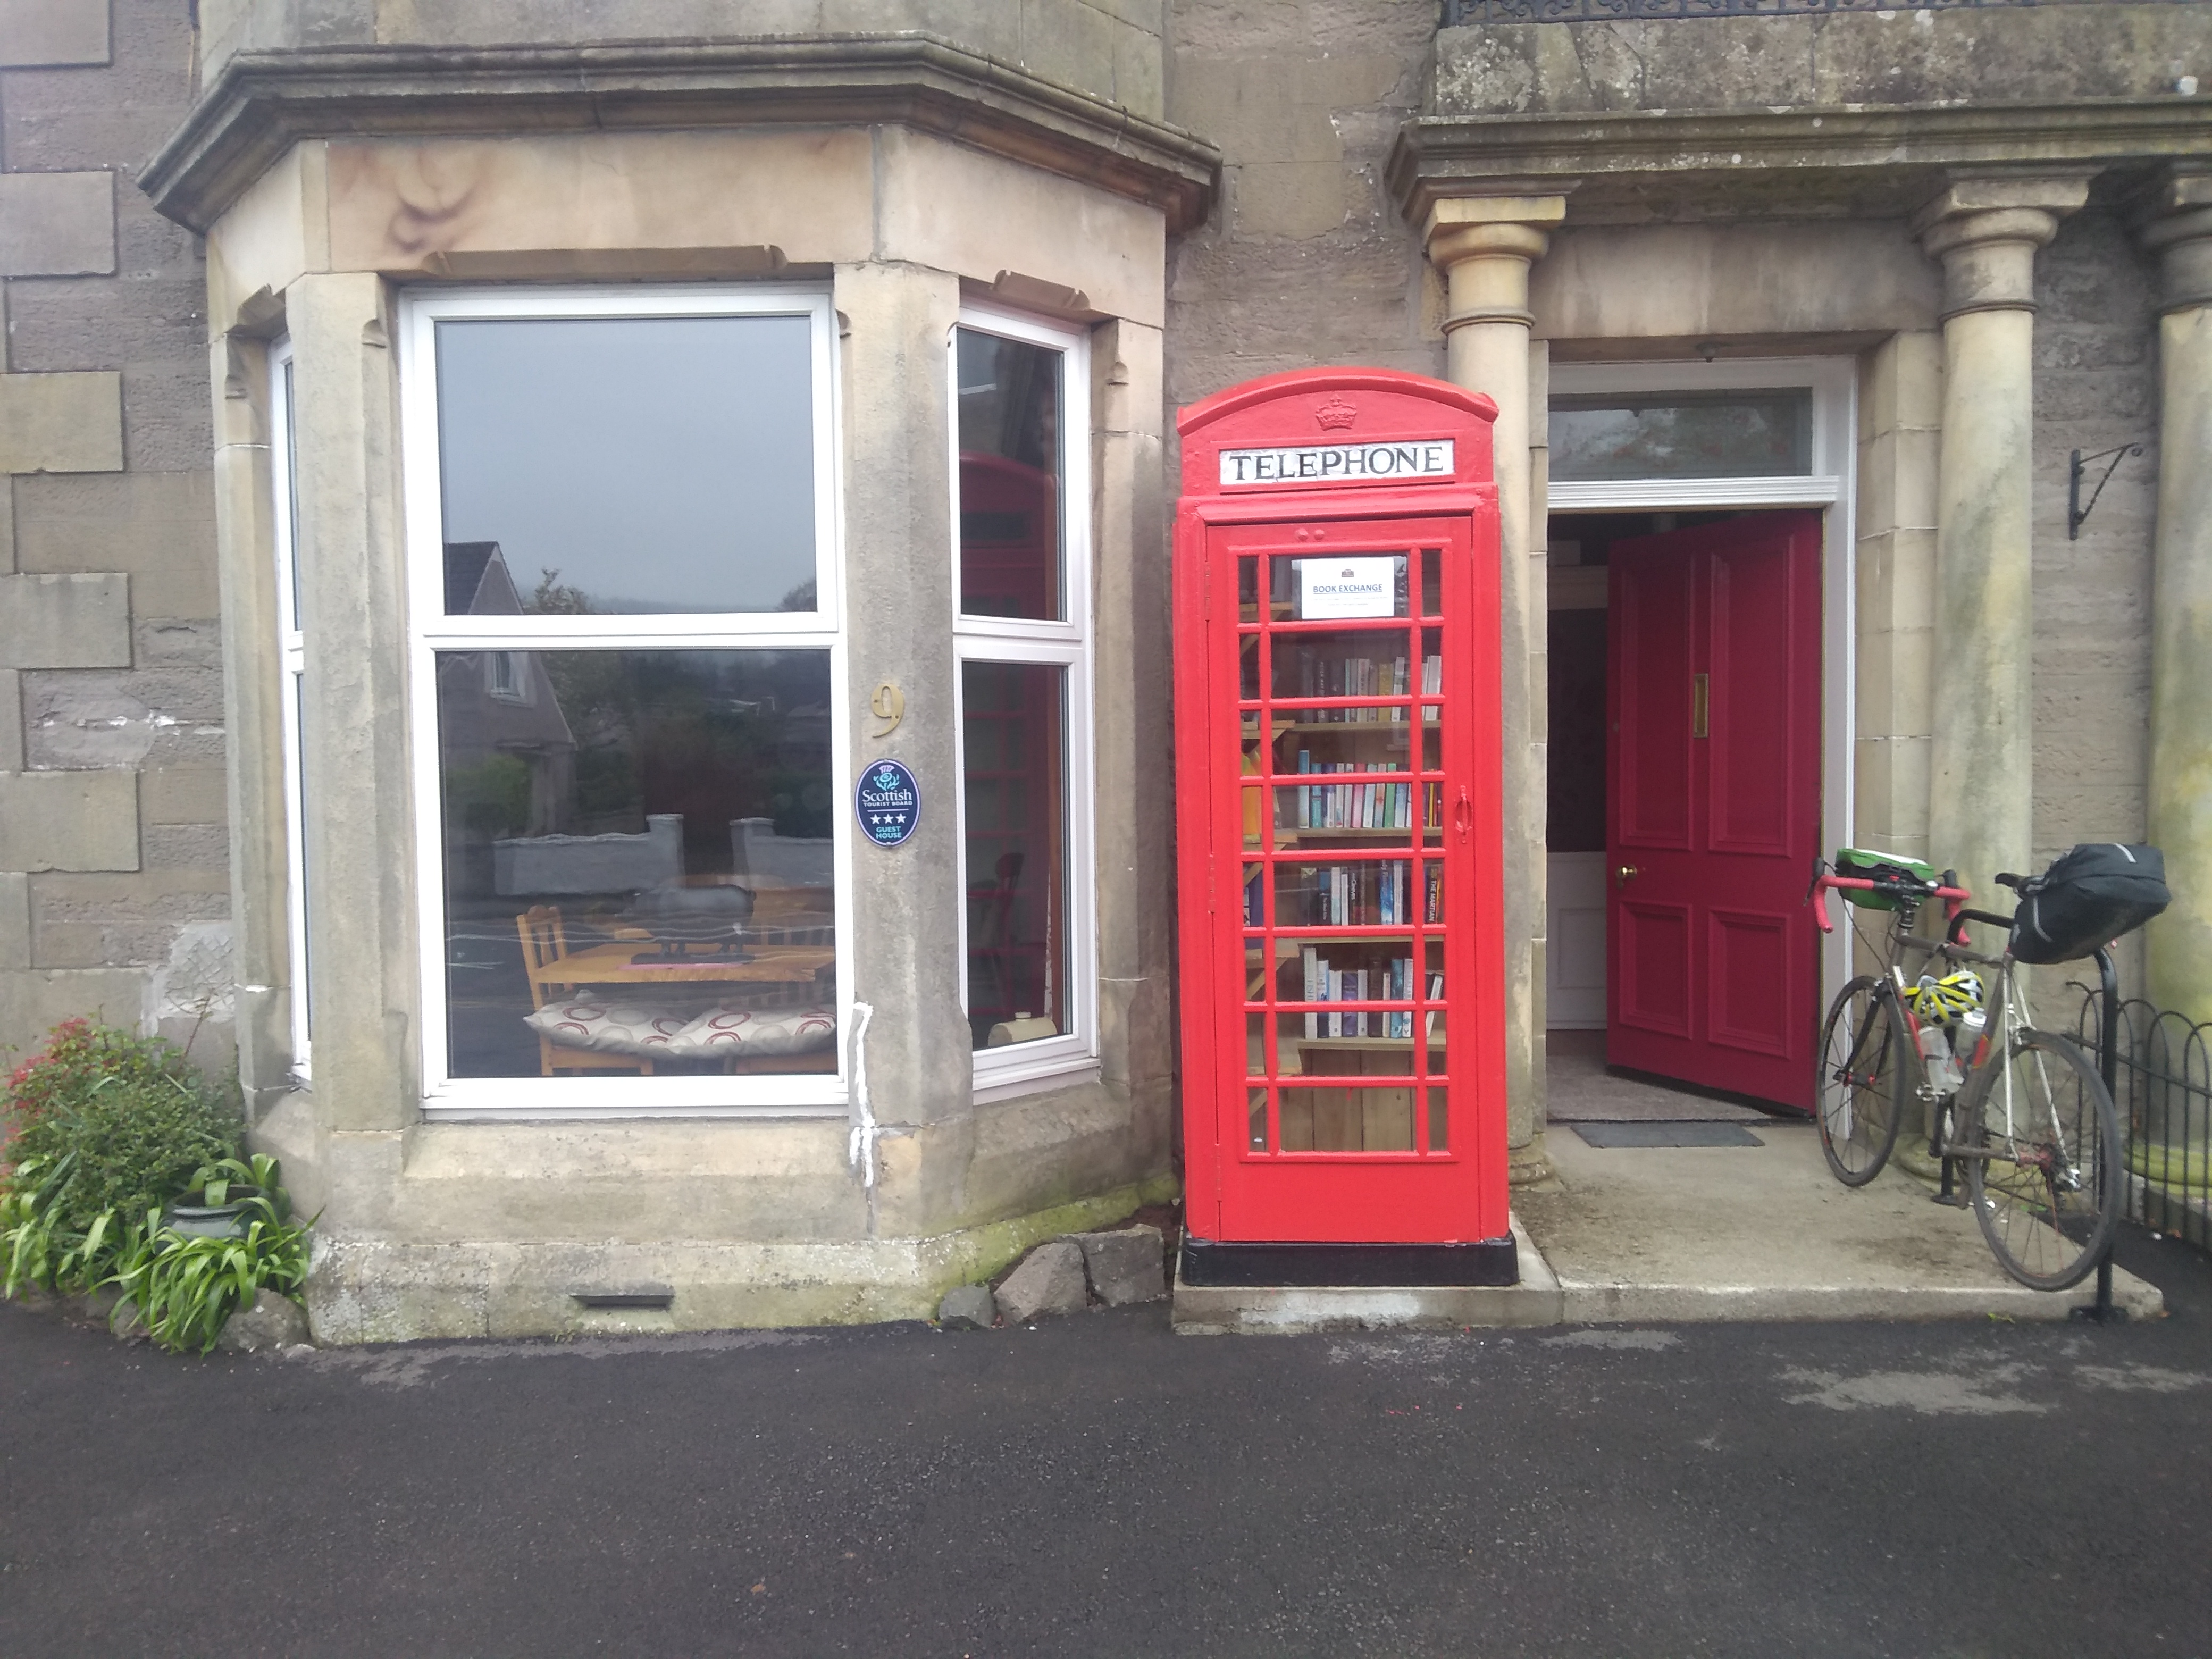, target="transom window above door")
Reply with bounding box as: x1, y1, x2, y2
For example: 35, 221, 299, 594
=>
1550, 388, 1813, 483
1545, 359, 1850, 513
